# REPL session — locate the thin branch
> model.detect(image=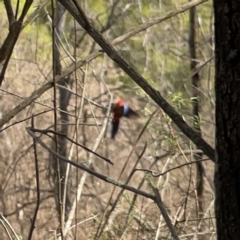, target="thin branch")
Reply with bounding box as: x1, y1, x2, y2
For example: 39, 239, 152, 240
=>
0, 213, 20, 240
56, 84, 106, 109
48, 214, 99, 240
114, 144, 147, 239
189, 0, 204, 218
22, 0, 50, 29
0, 109, 52, 132
28, 117, 41, 240
51, 1, 64, 236
0, 0, 213, 163
112, 0, 208, 45
59, 0, 215, 161
95, 111, 155, 239
0, 0, 33, 85
26, 127, 156, 201
0, 54, 93, 128
153, 188, 180, 240
18, 0, 34, 22
95, 111, 156, 239
0, 0, 207, 122
3, 0, 15, 25
0, 219, 12, 240
31, 128, 113, 165
15, 0, 20, 19
63, 93, 113, 235
134, 158, 210, 177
